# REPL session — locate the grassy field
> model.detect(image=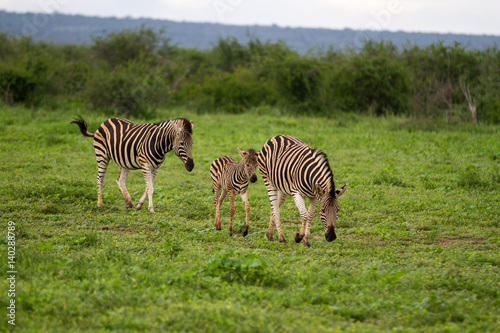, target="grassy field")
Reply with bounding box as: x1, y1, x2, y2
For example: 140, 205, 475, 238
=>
0, 105, 499, 332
